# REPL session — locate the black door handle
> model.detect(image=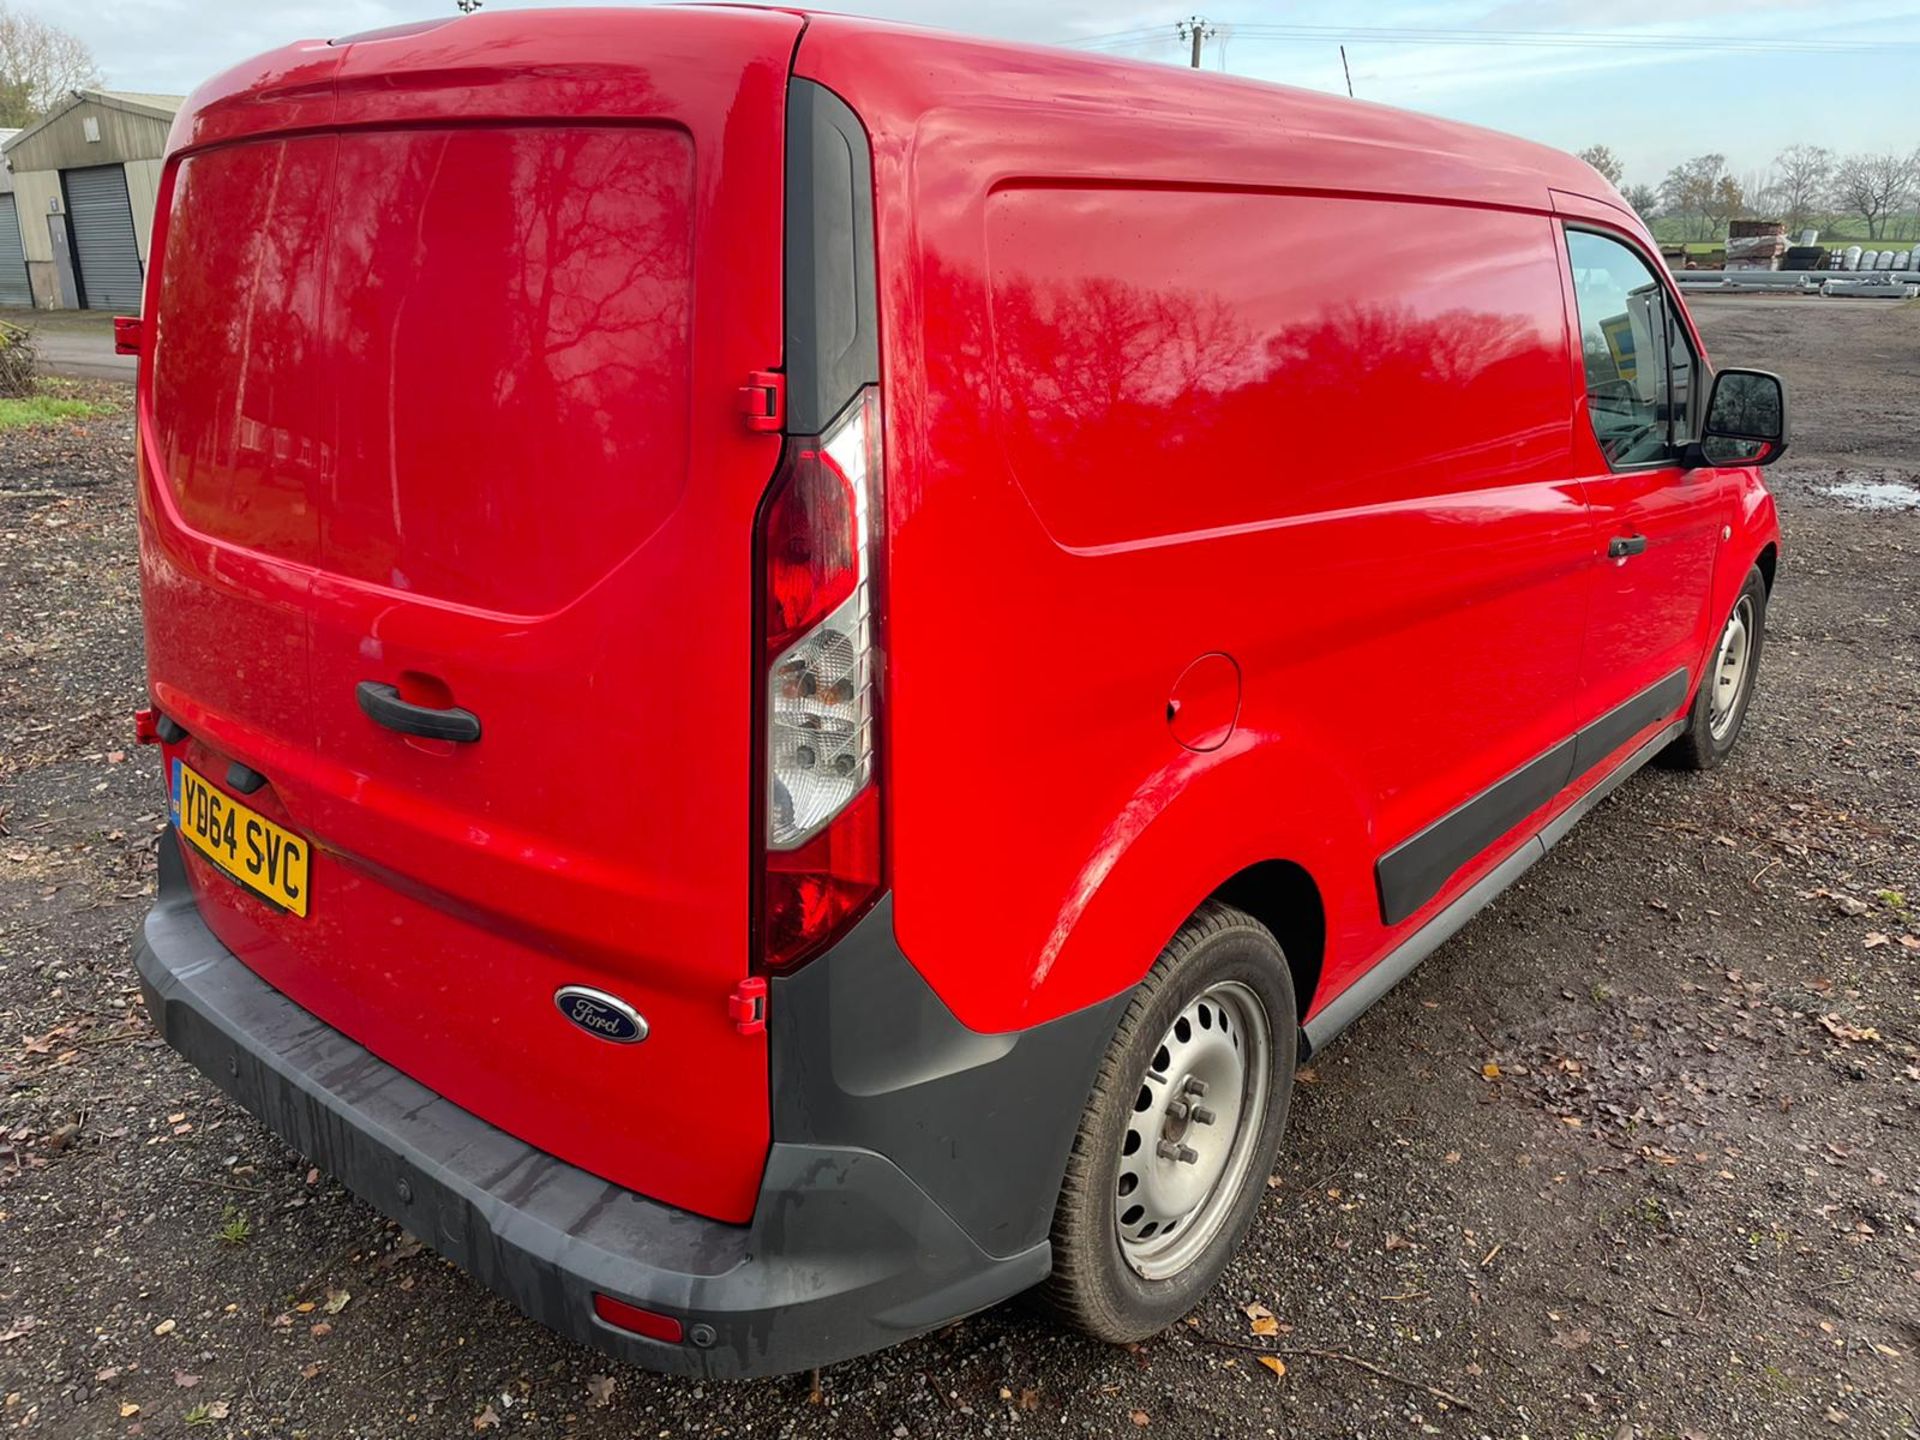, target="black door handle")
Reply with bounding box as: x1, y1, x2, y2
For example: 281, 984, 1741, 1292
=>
355, 682, 482, 742
1608, 534, 1649, 559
